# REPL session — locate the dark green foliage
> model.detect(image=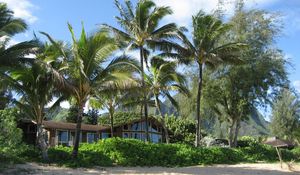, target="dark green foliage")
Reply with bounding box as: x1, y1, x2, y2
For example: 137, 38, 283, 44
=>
0, 108, 22, 150
48, 145, 113, 167
165, 115, 196, 145
22, 138, 297, 167
98, 112, 140, 126
84, 109, 99, 125
291, 147, 300, 161
66, 106, 78, 123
